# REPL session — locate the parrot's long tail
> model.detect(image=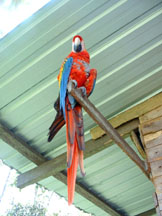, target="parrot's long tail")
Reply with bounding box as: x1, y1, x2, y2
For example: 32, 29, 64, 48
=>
65, 99, 85, 205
